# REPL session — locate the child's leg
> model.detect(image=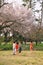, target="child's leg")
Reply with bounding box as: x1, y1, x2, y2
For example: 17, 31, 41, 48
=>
13, 48, 16, 55
19, 47, 22, 53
